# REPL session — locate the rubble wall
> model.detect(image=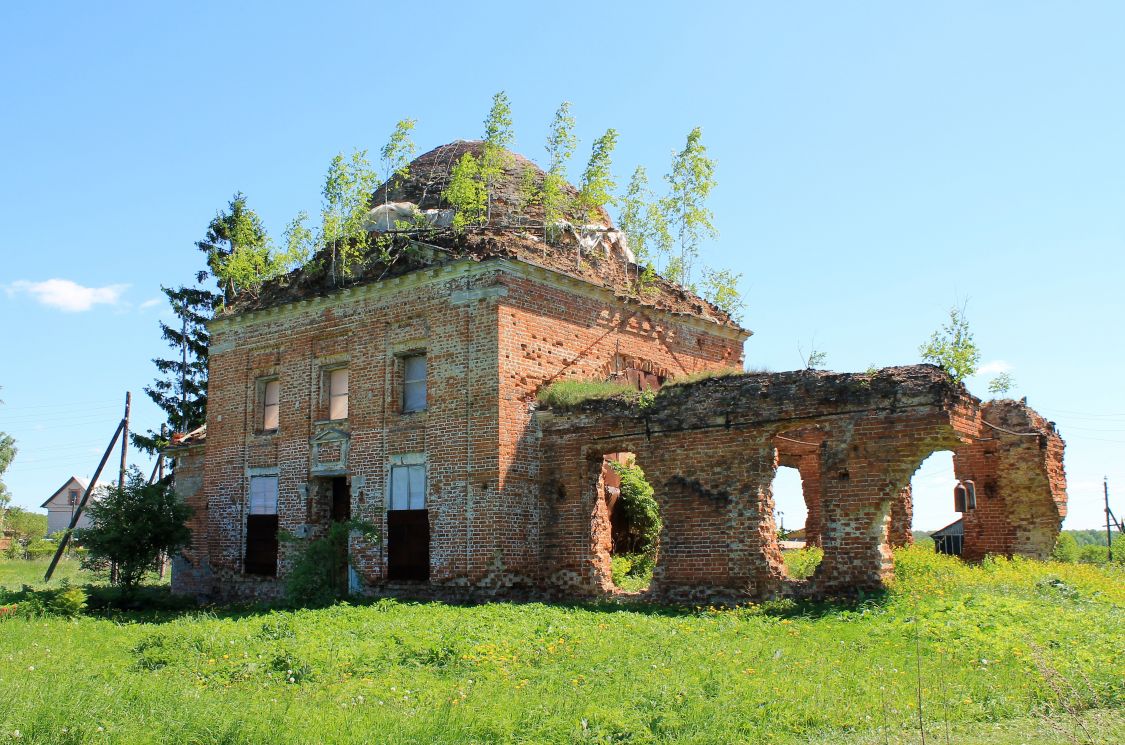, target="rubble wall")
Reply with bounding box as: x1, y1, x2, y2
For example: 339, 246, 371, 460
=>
953, 400, 1067, 561
539, 367, 990, 601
